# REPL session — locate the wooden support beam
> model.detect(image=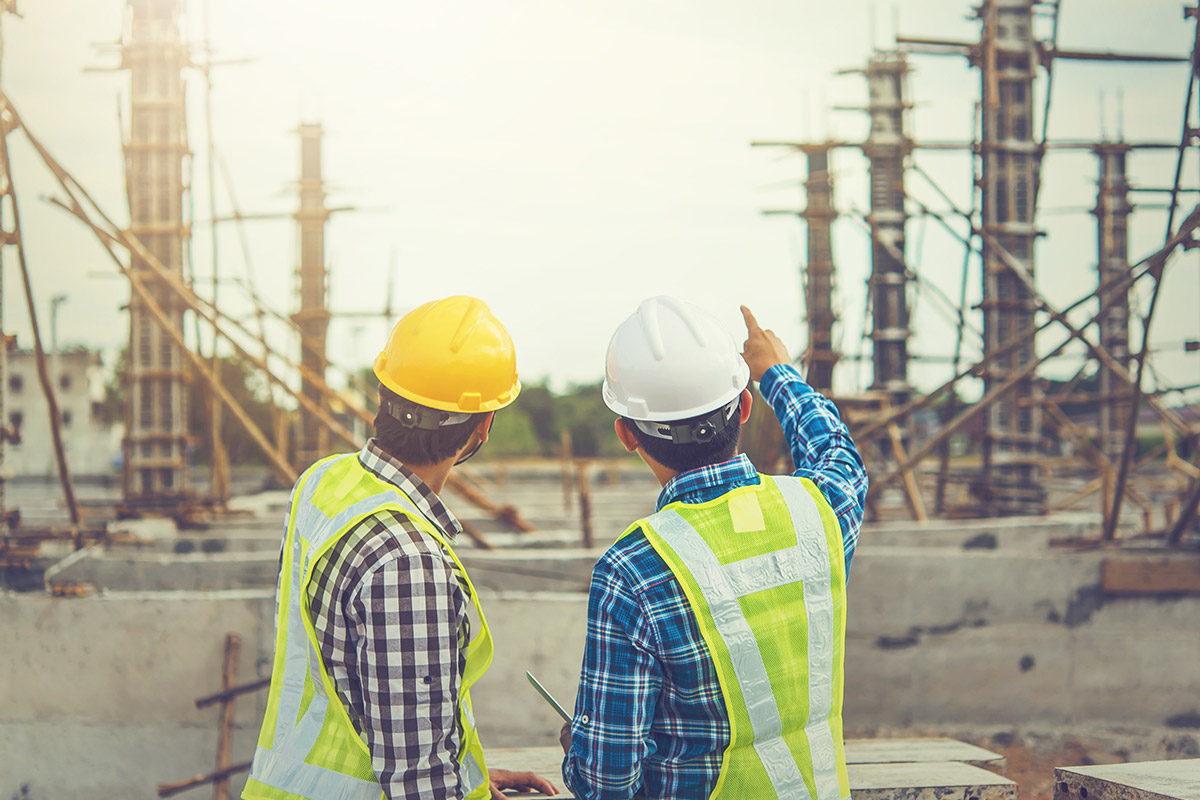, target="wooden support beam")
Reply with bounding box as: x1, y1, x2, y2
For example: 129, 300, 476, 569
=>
4, 98, 527, 536
0, 116, 83, 539
1167, 477, 1200, 547
157, 762, 252, 799
577, 461, 594, 549
195, 676, 270, 710
1102, 556, 1200, 596
887, 423, 927, 522
213, 634, 239, 800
